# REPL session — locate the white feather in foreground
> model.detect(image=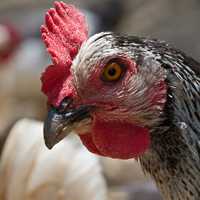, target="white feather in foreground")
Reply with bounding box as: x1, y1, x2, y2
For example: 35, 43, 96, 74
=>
0, 119, 107, 200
